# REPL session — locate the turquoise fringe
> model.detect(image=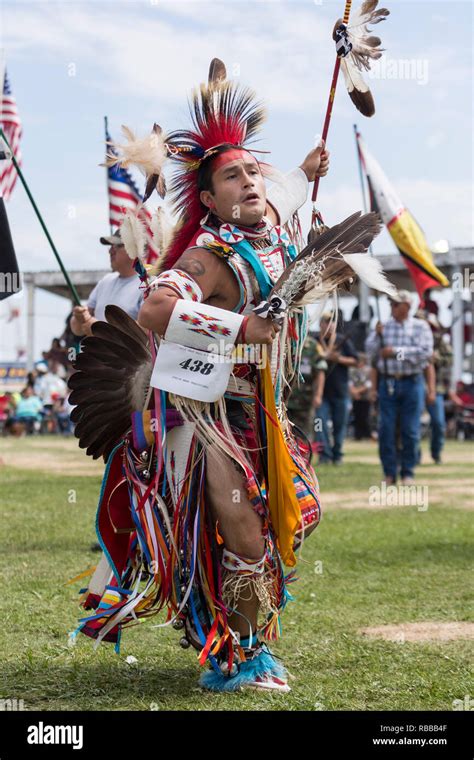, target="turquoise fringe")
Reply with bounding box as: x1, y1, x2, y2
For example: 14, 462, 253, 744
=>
199, 647, 286, 692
